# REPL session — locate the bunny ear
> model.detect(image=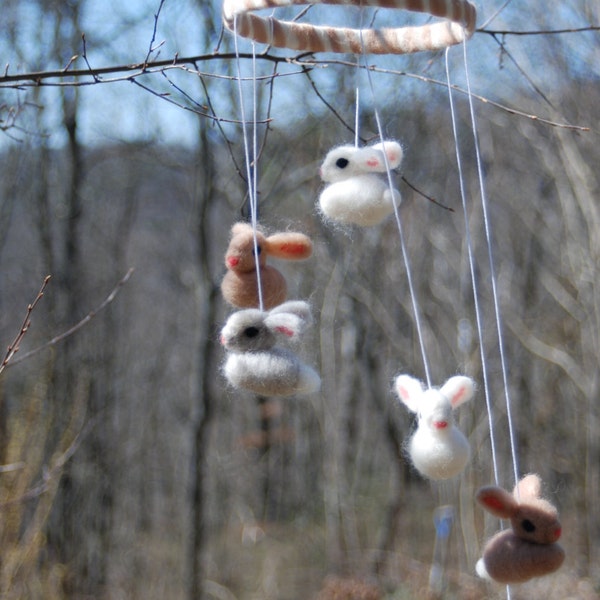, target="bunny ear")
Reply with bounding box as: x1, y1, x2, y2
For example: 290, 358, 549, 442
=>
265, 312, 305, 340
355, 147, 387, 172
230, 222, 253, 238
394, 374, 425, 413
264, 232, 313, 260
270, 300, 312, 322
514, 474, 542, 499
441, 376, 475, 409
476, 486, 518, 519
370, 141, 403, 170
